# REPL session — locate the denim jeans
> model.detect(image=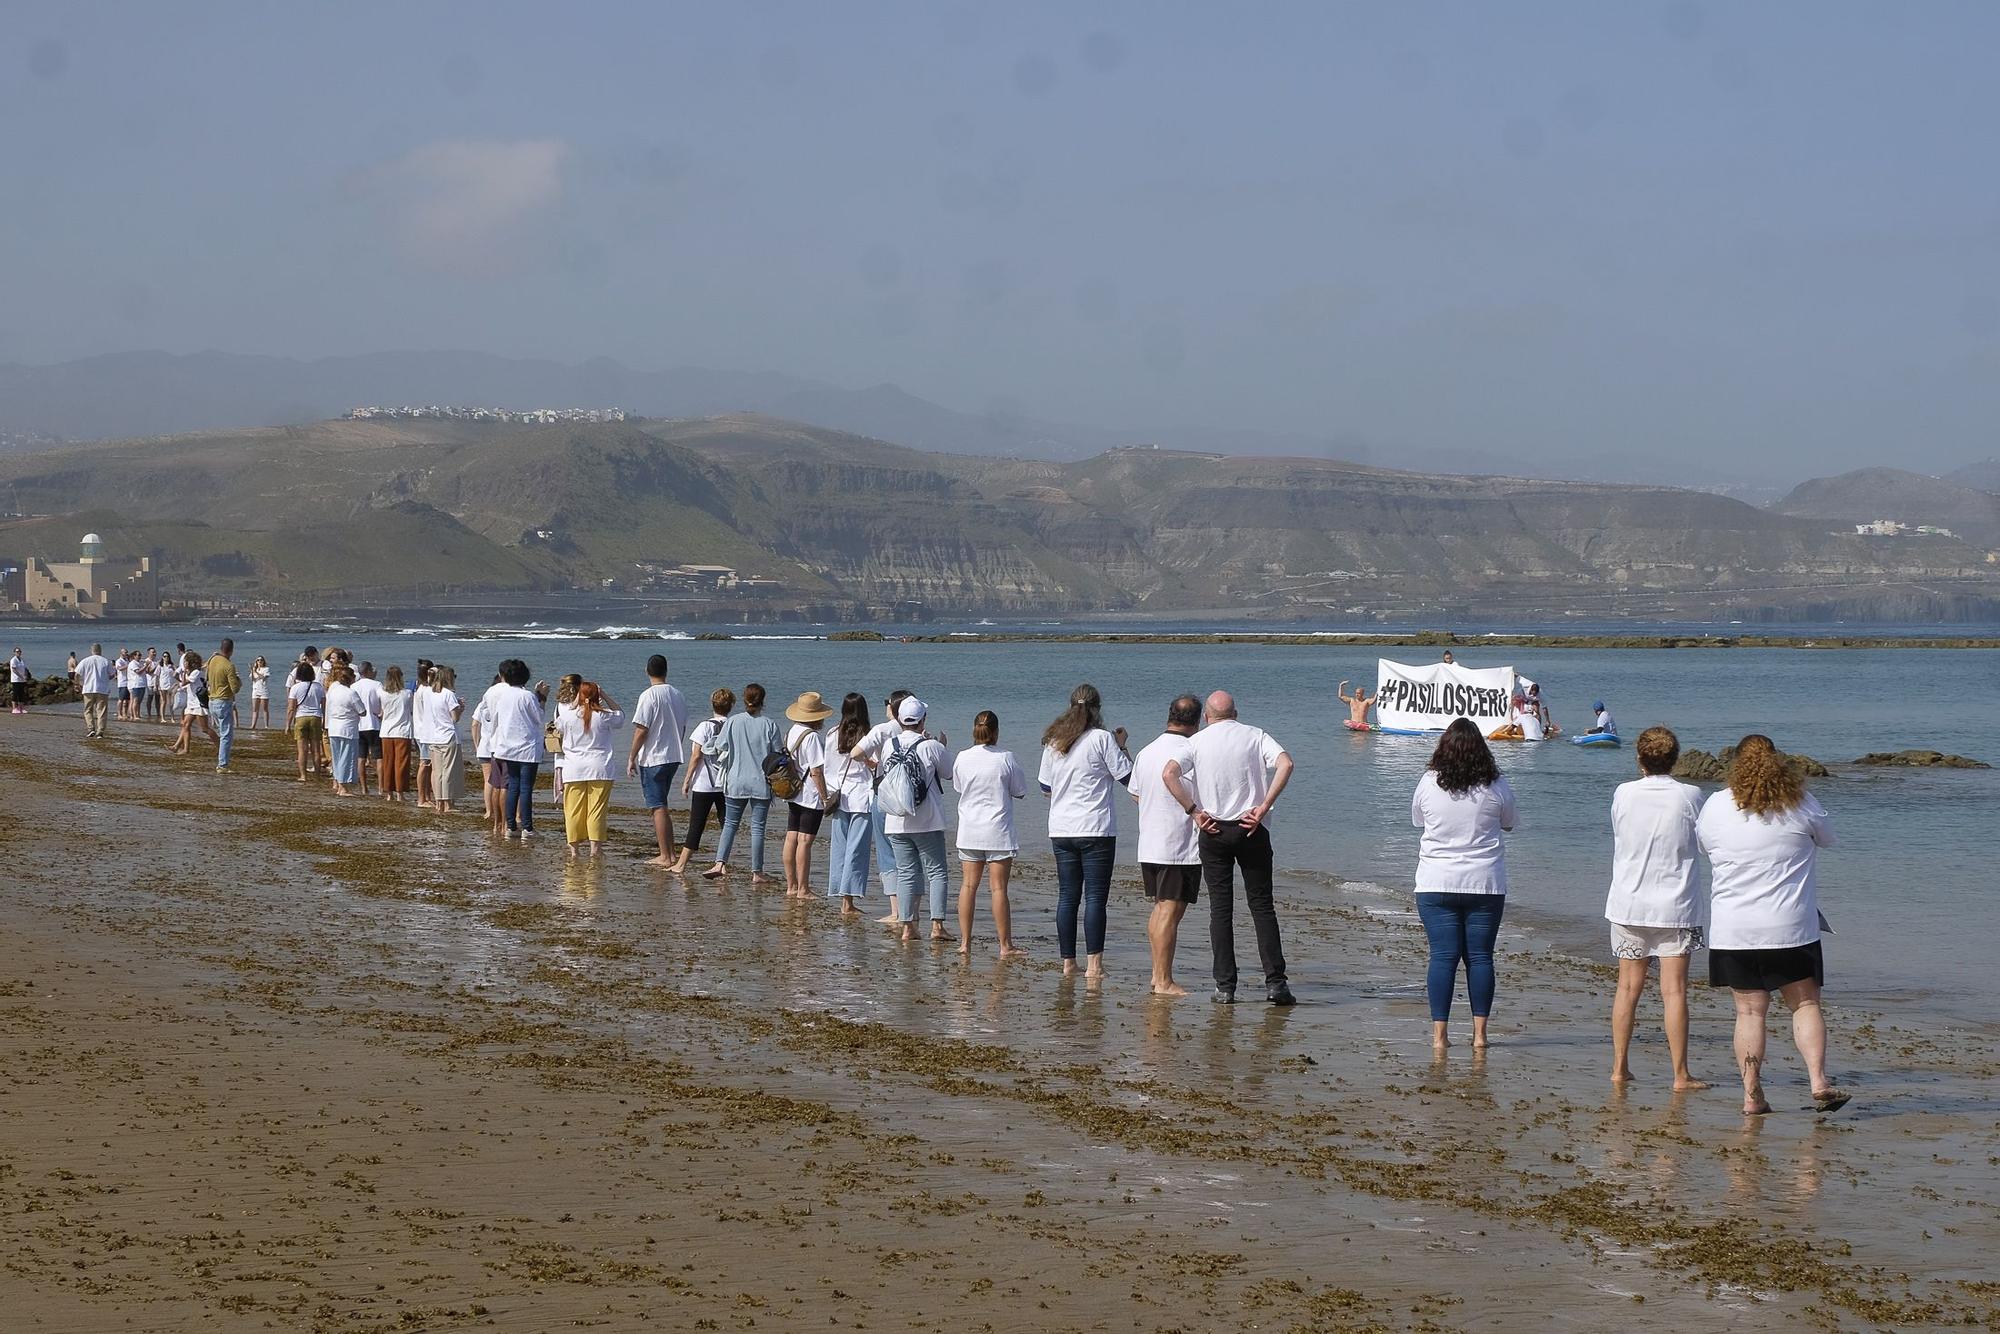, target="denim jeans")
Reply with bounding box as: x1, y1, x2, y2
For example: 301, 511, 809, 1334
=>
887, 830, 948, 923
718, 797, 772, 872
212, 697, 236, 768
501, 758, 539, 832
827, 809, 873, 897
1416, 892, 1506, 1021
1051, 835, 1116, 960
870, 803, 897, 893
